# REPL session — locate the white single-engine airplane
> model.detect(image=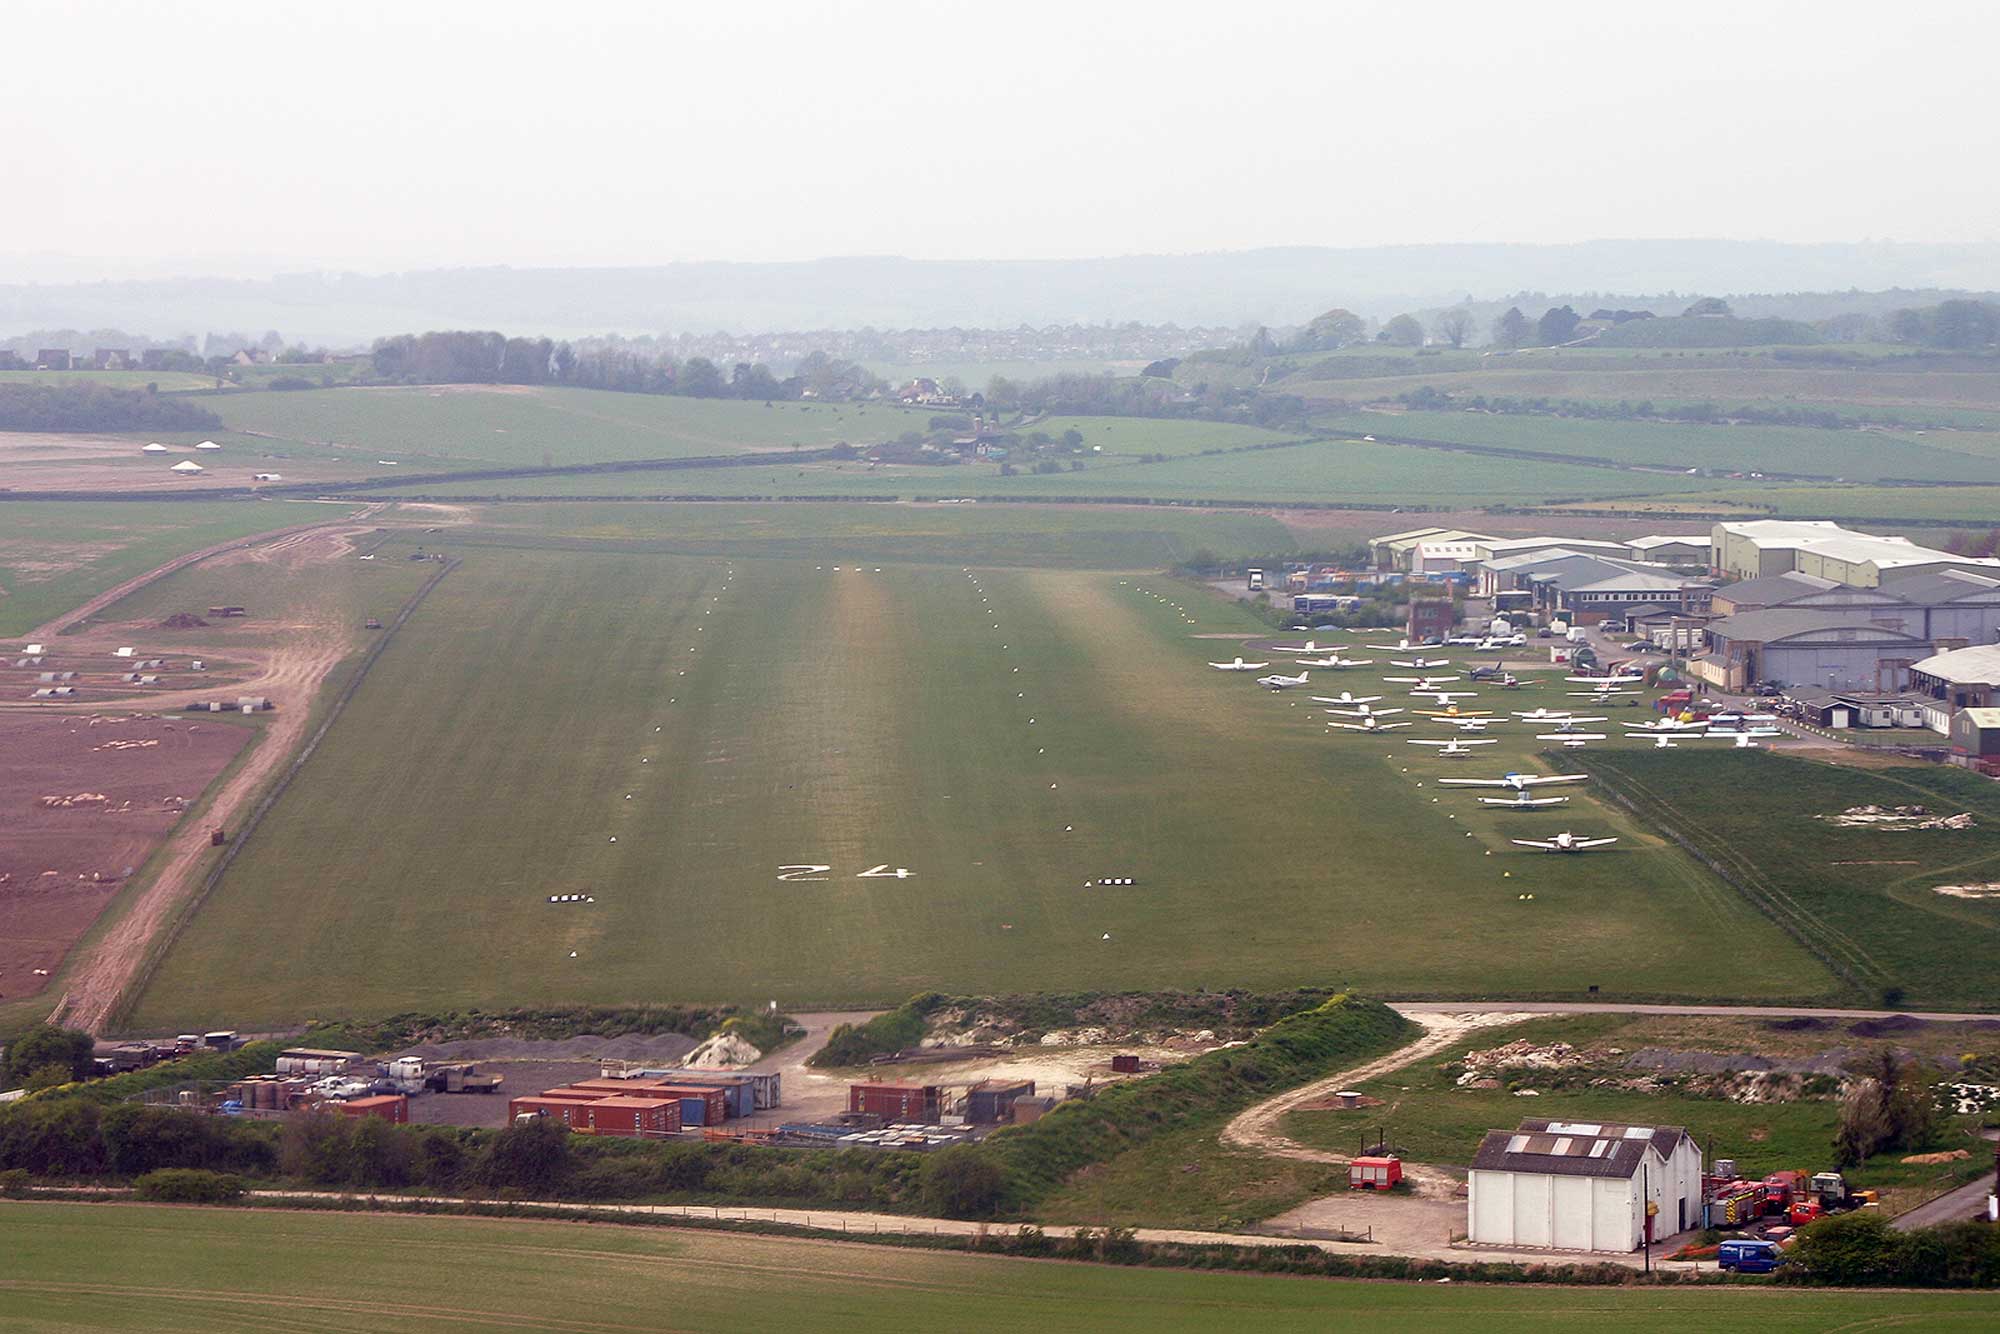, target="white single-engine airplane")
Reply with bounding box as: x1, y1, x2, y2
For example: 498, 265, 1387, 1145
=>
1540, 715, 1607, 733
1566, 672, 1645, 686
1696, 728, 1783, 749
1390, 656, 1453, 669
1512, 831, 1619, 853
1208, 657, 1269, 671
1480, 791, 1572, 809
1328, 715, 1410, 733
1296, 654, 1374, 669
1414, 701, 1489, 717
1325, 705, 1403, 718
1512, 707, 1577, 722
1256, 670, 1310, 690
1364, 638, 1421, 652
1437, 716, 1495, 733
1439, 772, 1590, 792
1622, 716, 1710, 734
1384, 674, 1460, 692
1407, 737, 1499, 758
1537, 732, 1606, 747
1311, 692, 1382, 707
1270, 639, 1343, 654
